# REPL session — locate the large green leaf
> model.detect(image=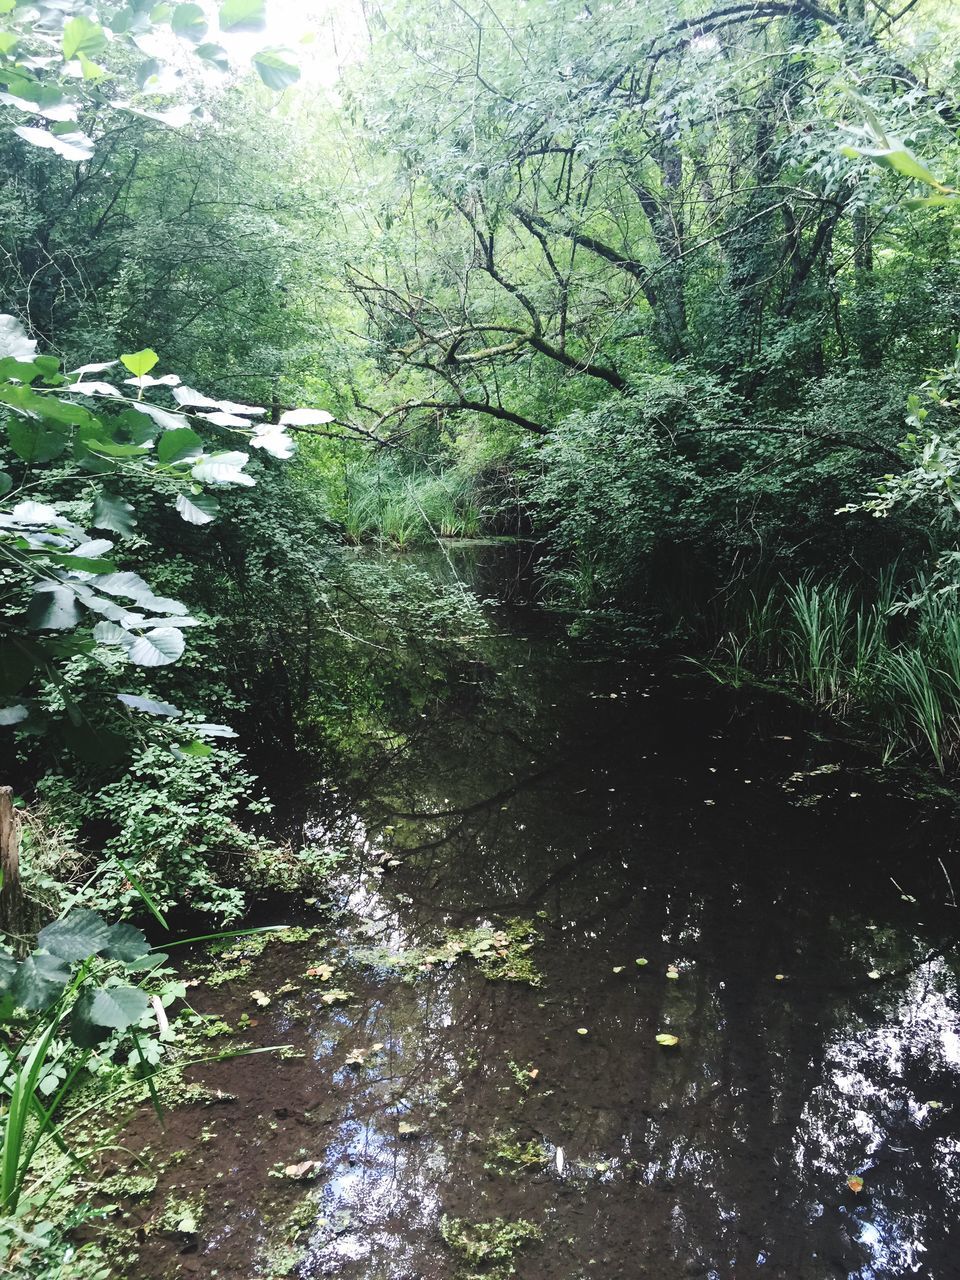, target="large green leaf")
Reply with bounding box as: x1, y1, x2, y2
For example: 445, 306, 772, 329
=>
102, 922, 151, 964
119, 348, 159, 377
92, 490, 137, 537
62, 16, 107, 60
175, 491, 219, 524
171, 2, 207, 40
157, 426, 202, 464
11, 953, 71, 1010
39, 909, 111, 962
5, 417, 68, 463
88, 984, 149, 1029
252, 49, 300, 91
219, 0, 266, 33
